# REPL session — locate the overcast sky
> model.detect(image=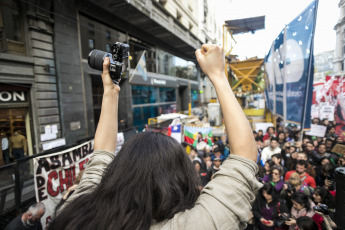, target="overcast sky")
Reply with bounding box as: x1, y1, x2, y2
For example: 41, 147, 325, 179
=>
214, 0, 339, 60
